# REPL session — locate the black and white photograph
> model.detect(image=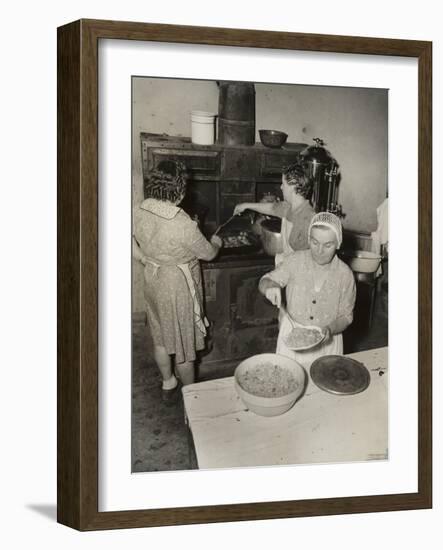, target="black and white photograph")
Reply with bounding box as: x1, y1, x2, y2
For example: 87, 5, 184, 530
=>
5, 0, 439, 543
131, 77, 389, 472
